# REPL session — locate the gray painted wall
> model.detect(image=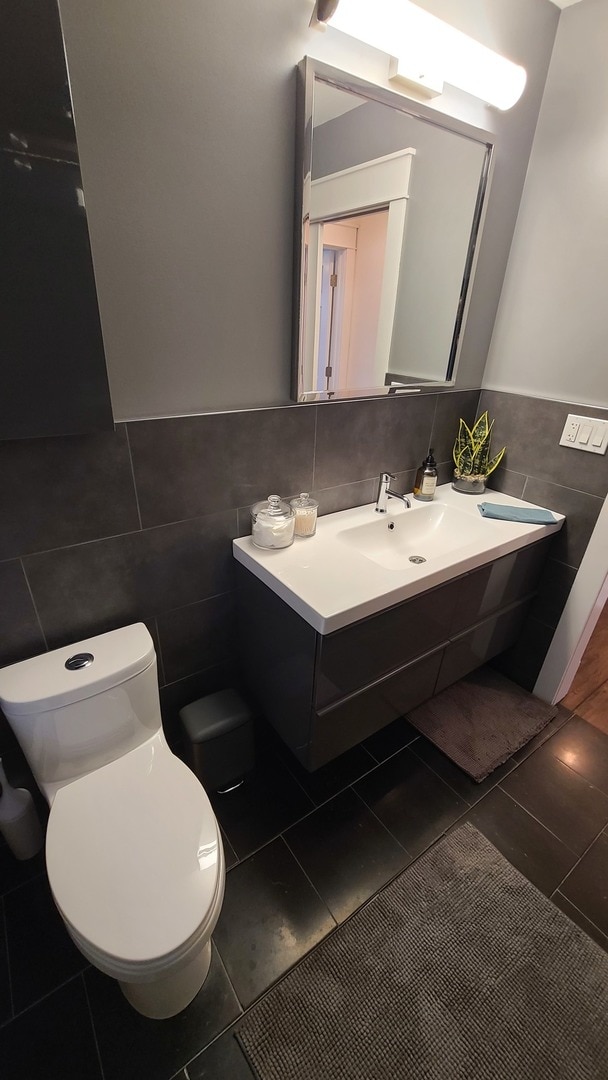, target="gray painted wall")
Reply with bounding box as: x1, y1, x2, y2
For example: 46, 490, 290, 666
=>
57, 0, 558, 419
483, 0, 608, 408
